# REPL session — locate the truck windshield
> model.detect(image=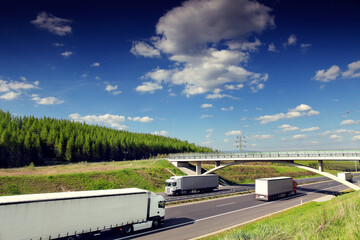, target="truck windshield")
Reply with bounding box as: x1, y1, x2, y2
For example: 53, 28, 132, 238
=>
165, 182, 176, 187
158, 201, 166, 209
